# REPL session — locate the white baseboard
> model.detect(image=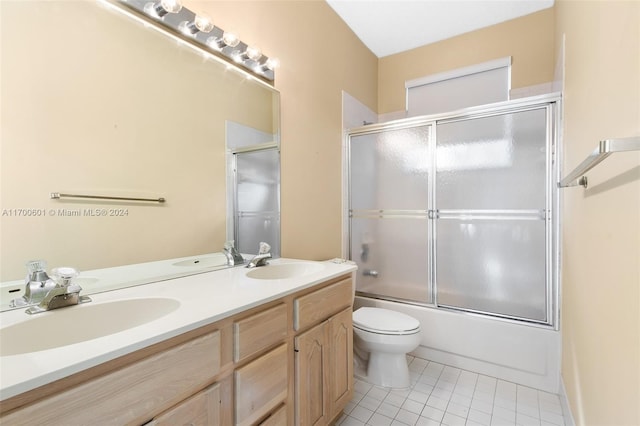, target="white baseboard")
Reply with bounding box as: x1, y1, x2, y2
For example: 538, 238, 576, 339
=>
559, 377, 576, 426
